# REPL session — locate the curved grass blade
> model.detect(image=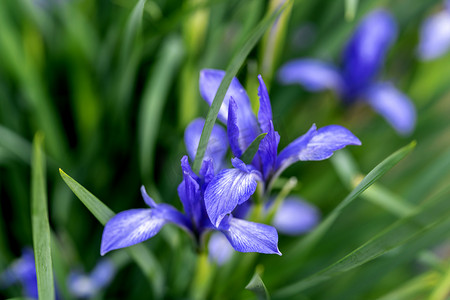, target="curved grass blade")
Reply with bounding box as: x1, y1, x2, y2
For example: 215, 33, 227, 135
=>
240, 133, 267, 164
59, 169, 165, 299
31, 133, 55, 300
377, 271, 438, 300
345, 0, 358, 21
122, 0, 147, 62
274, 185, 450, 298
245, 267, 271, 300
138, 35, 184, 184
429, 262, 450, 300
192, 0, 293, 173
